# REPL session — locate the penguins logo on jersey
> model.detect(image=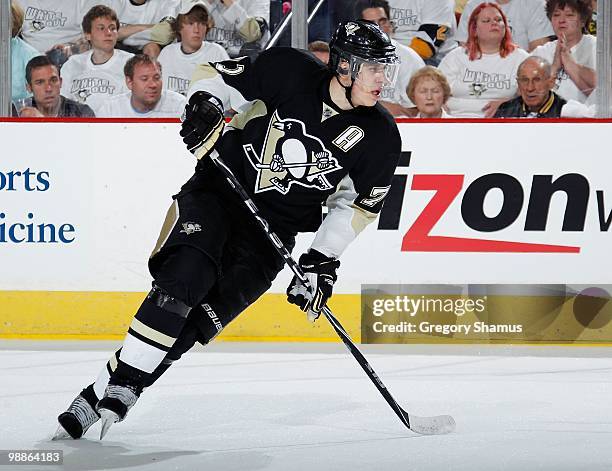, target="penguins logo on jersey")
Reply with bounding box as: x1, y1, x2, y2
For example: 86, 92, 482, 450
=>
243, 111, 341, 195
180, 222, 202, 235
